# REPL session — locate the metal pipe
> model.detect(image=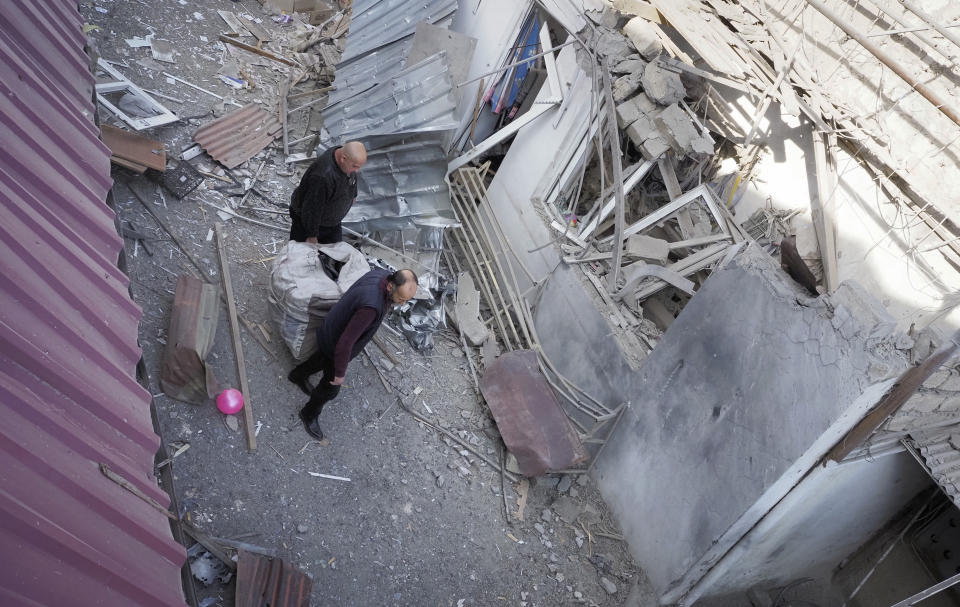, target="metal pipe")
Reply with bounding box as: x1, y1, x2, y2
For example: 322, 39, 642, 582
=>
896, 0, 960, 57
456, 39, 578, 88
803, 0, 960, 130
